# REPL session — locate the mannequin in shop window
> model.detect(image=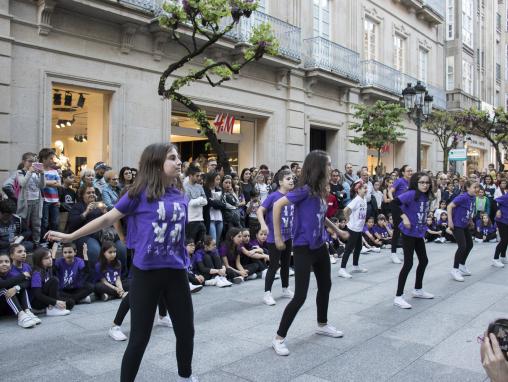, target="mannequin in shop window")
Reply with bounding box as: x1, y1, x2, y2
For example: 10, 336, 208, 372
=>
54, 141, 71, 171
